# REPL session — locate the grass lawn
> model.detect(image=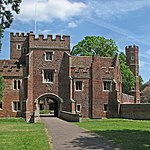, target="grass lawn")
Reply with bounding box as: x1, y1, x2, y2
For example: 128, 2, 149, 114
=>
0, 118, 50, 150
75, 118, 150, 150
